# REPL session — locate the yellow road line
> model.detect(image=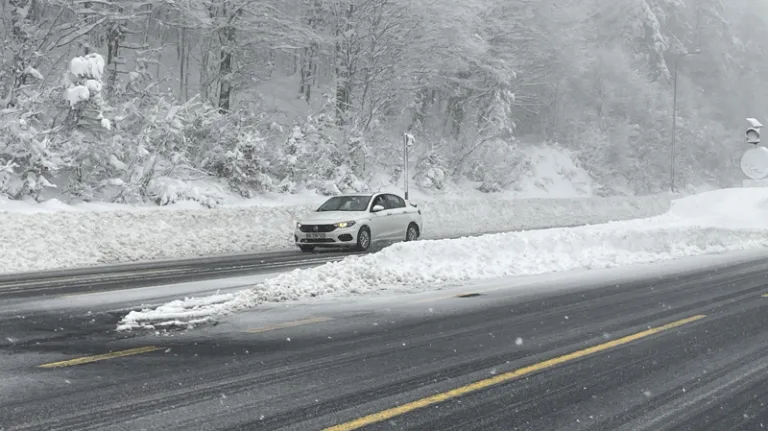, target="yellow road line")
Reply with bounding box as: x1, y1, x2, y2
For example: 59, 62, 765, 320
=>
245, 316, 333, 333
323, 314, 707, 431
762, 294, 768, 298
39, 346, 161, 369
